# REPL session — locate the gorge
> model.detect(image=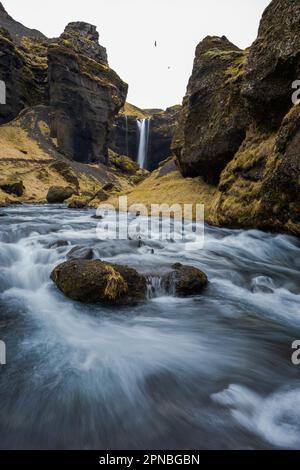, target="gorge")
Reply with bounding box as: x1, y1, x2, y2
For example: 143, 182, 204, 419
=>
0, 0, 299, 453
